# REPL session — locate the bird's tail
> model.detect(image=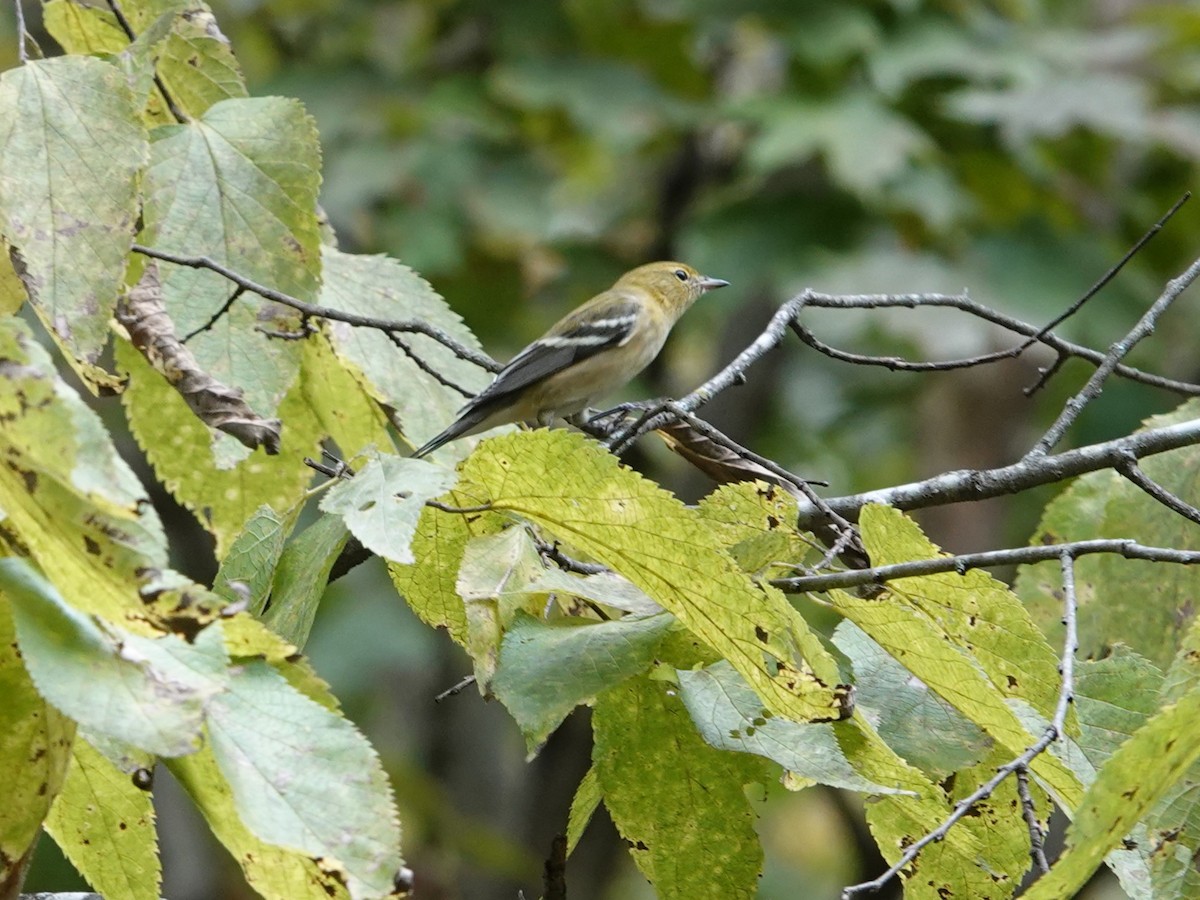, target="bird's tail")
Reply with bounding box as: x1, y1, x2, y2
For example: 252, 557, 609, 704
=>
411, 407, 490, 458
